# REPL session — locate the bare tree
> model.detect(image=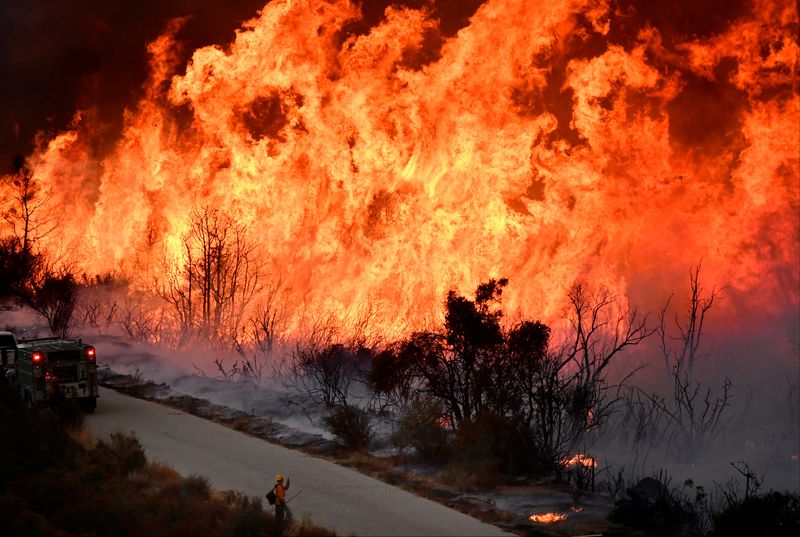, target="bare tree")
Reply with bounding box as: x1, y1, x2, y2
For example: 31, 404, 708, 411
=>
659, 262, 720, 380
240, 275, 288, 358
640, 263, 732, 457
512, 282, 653, 469
78, 297, 117, 331
560, 283, 653, 420
117, 292, 167, 344
290, 342, 365, 408
26, 263, 78, 338
159, 207, 261, 345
